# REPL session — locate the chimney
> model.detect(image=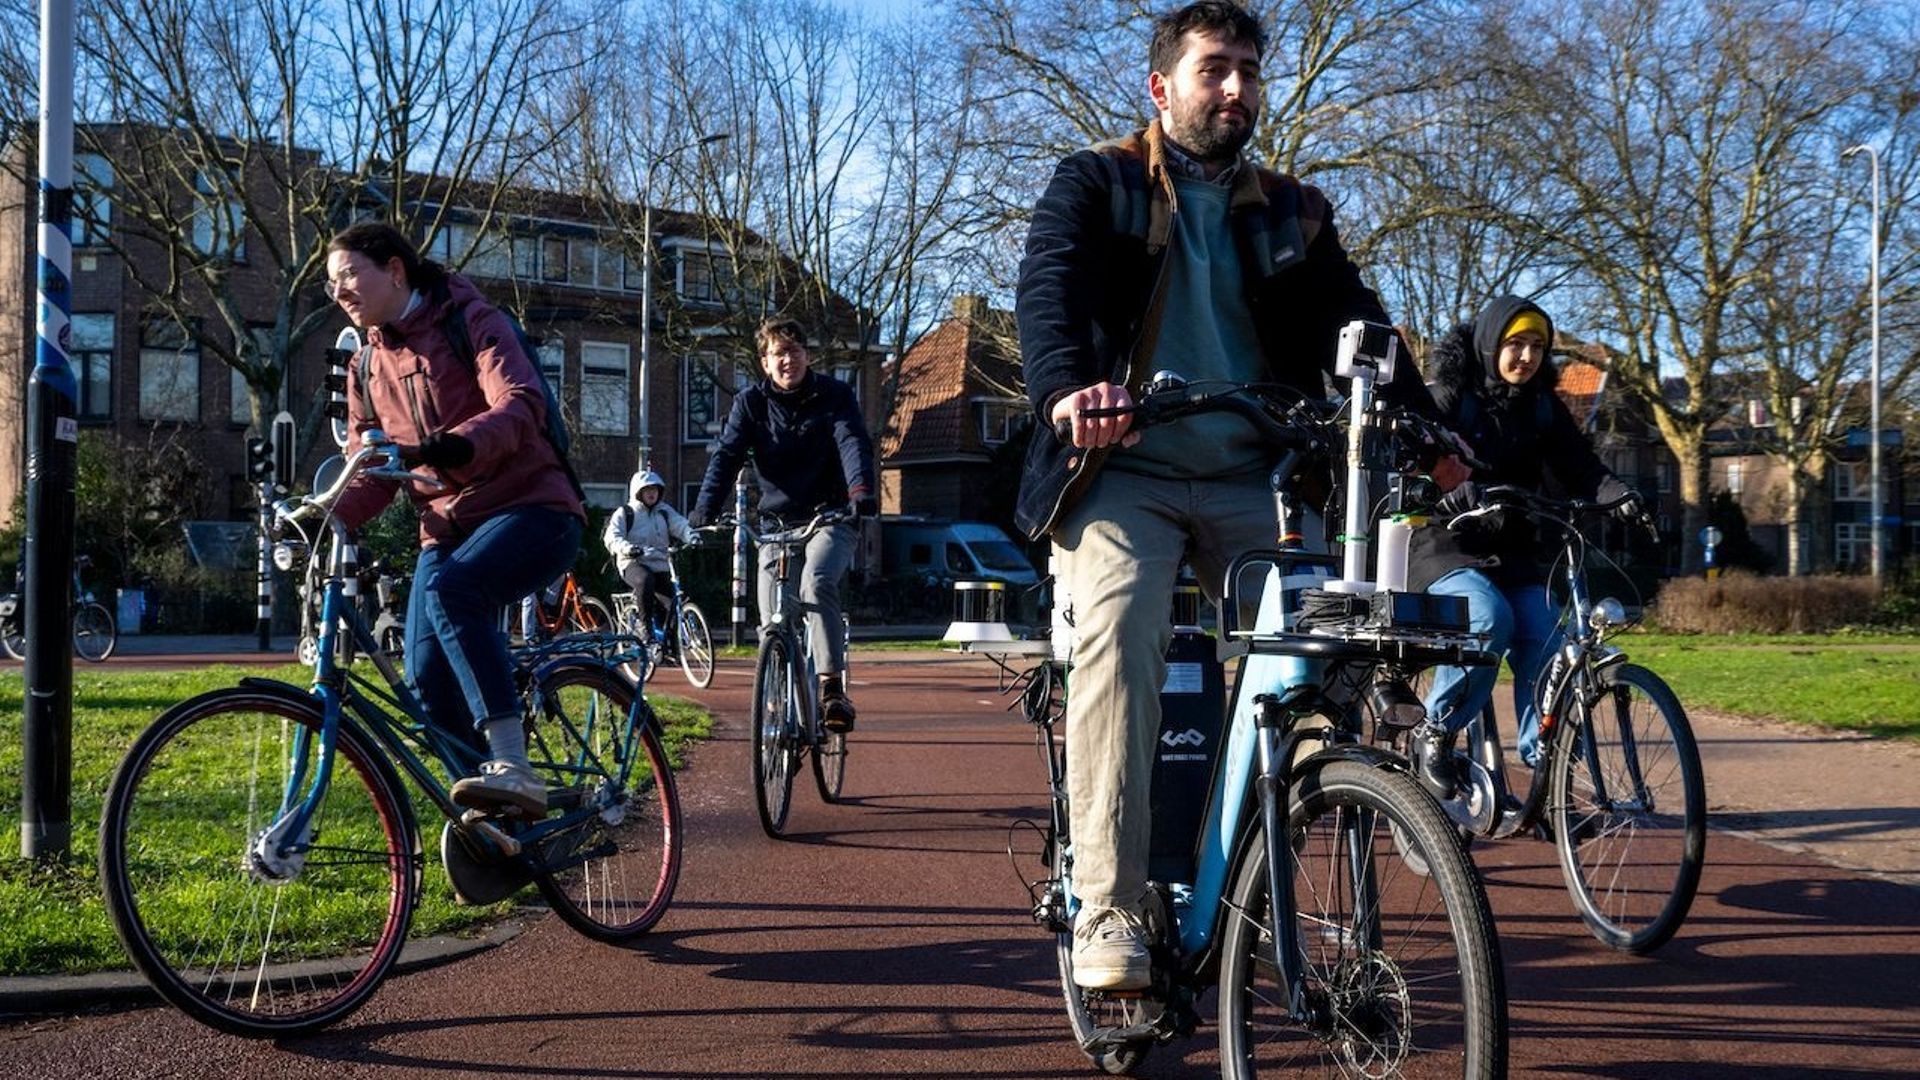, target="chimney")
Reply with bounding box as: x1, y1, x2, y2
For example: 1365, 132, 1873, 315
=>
952, 294, 988, 322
